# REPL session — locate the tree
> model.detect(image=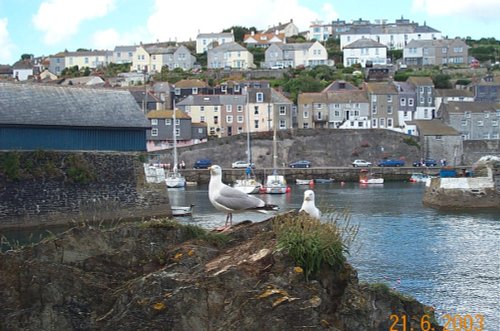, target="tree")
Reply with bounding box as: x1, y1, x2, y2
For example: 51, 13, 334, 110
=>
432, 74, 452, 89
20, 54, 33, 61
222, 26, 257, 42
